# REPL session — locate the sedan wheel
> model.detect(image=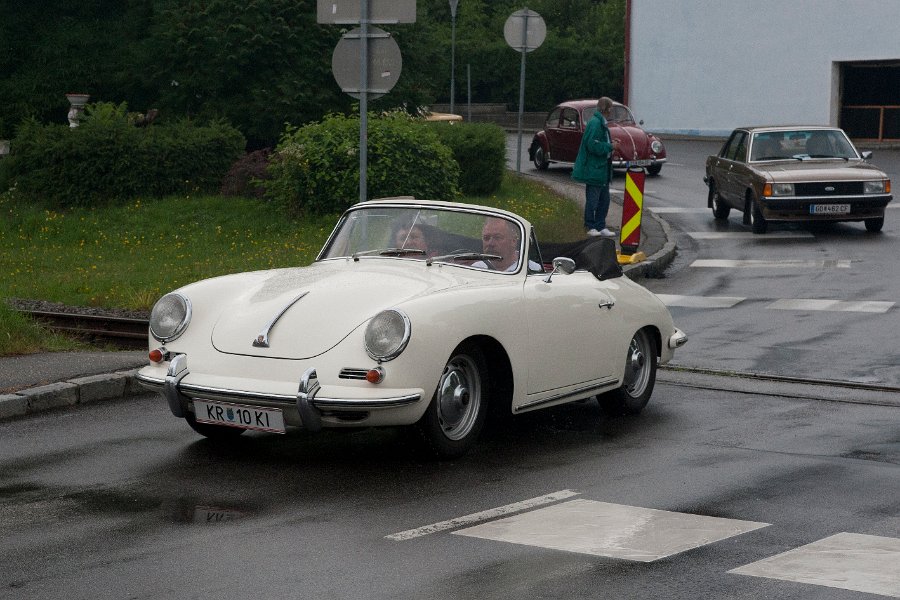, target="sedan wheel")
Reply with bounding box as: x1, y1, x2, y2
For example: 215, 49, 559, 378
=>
750, 194, 768, 234
709, 182, 731, 220
416, 344, 488, 458
599, 329, 657, 416
865, 217, 884, 233
185, 411, 246, 439
533, 146, 550, 170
